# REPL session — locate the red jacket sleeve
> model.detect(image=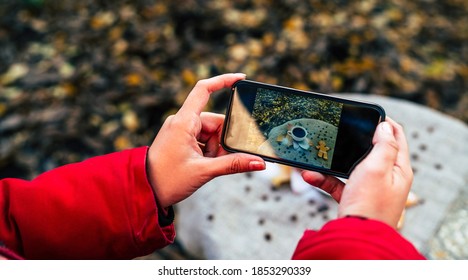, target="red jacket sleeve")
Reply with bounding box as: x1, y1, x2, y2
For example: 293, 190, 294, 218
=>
292, 217, 425, 260
0, 146, 175, 259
